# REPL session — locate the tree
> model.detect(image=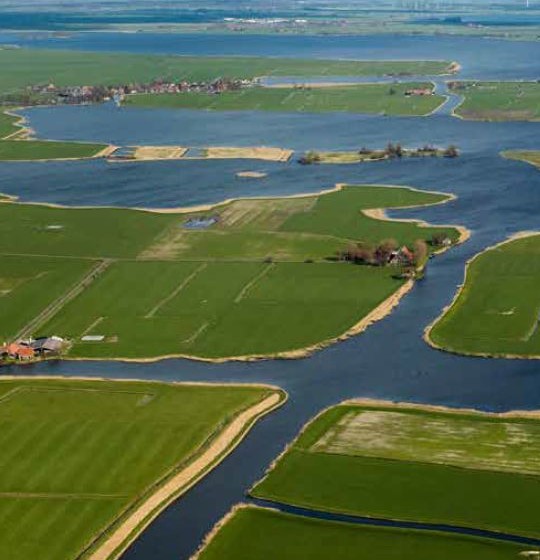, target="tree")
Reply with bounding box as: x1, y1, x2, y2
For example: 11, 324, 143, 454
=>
298, 151, 321, 165
374, 238, 398, 266
431, 232, 449, 247
413, 239, 428, 267
443, 145, 459, 158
